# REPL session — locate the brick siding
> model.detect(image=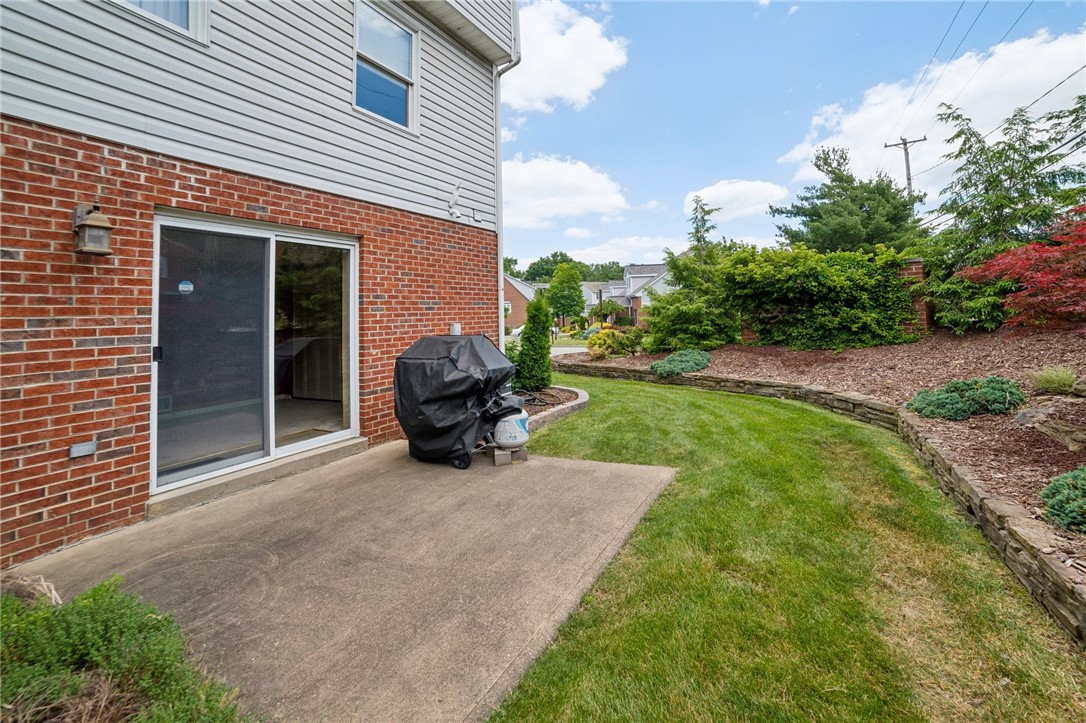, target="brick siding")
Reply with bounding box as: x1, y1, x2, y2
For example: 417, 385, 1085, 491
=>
1, 117, 498, 566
